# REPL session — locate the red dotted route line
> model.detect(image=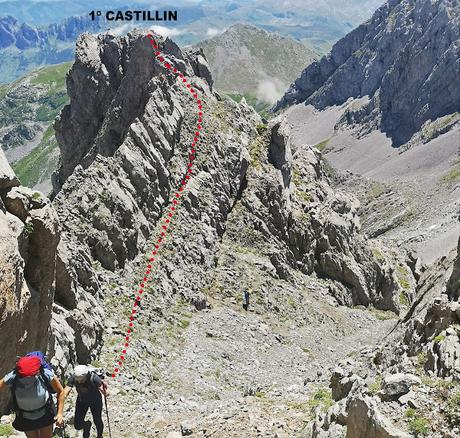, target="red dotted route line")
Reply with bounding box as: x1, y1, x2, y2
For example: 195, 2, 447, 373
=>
111, 33, 204, 379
